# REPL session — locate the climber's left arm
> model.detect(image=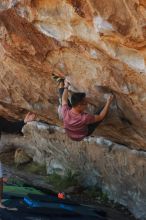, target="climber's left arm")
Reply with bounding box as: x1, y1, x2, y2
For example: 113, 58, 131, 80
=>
62, 80, 70, 106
